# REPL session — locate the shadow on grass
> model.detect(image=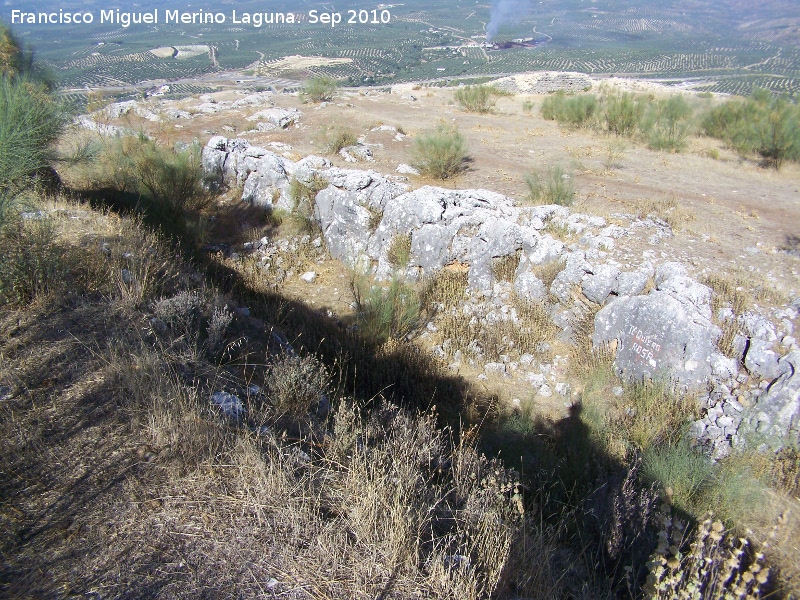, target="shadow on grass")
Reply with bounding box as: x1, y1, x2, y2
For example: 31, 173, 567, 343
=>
52, 184, 689, 597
